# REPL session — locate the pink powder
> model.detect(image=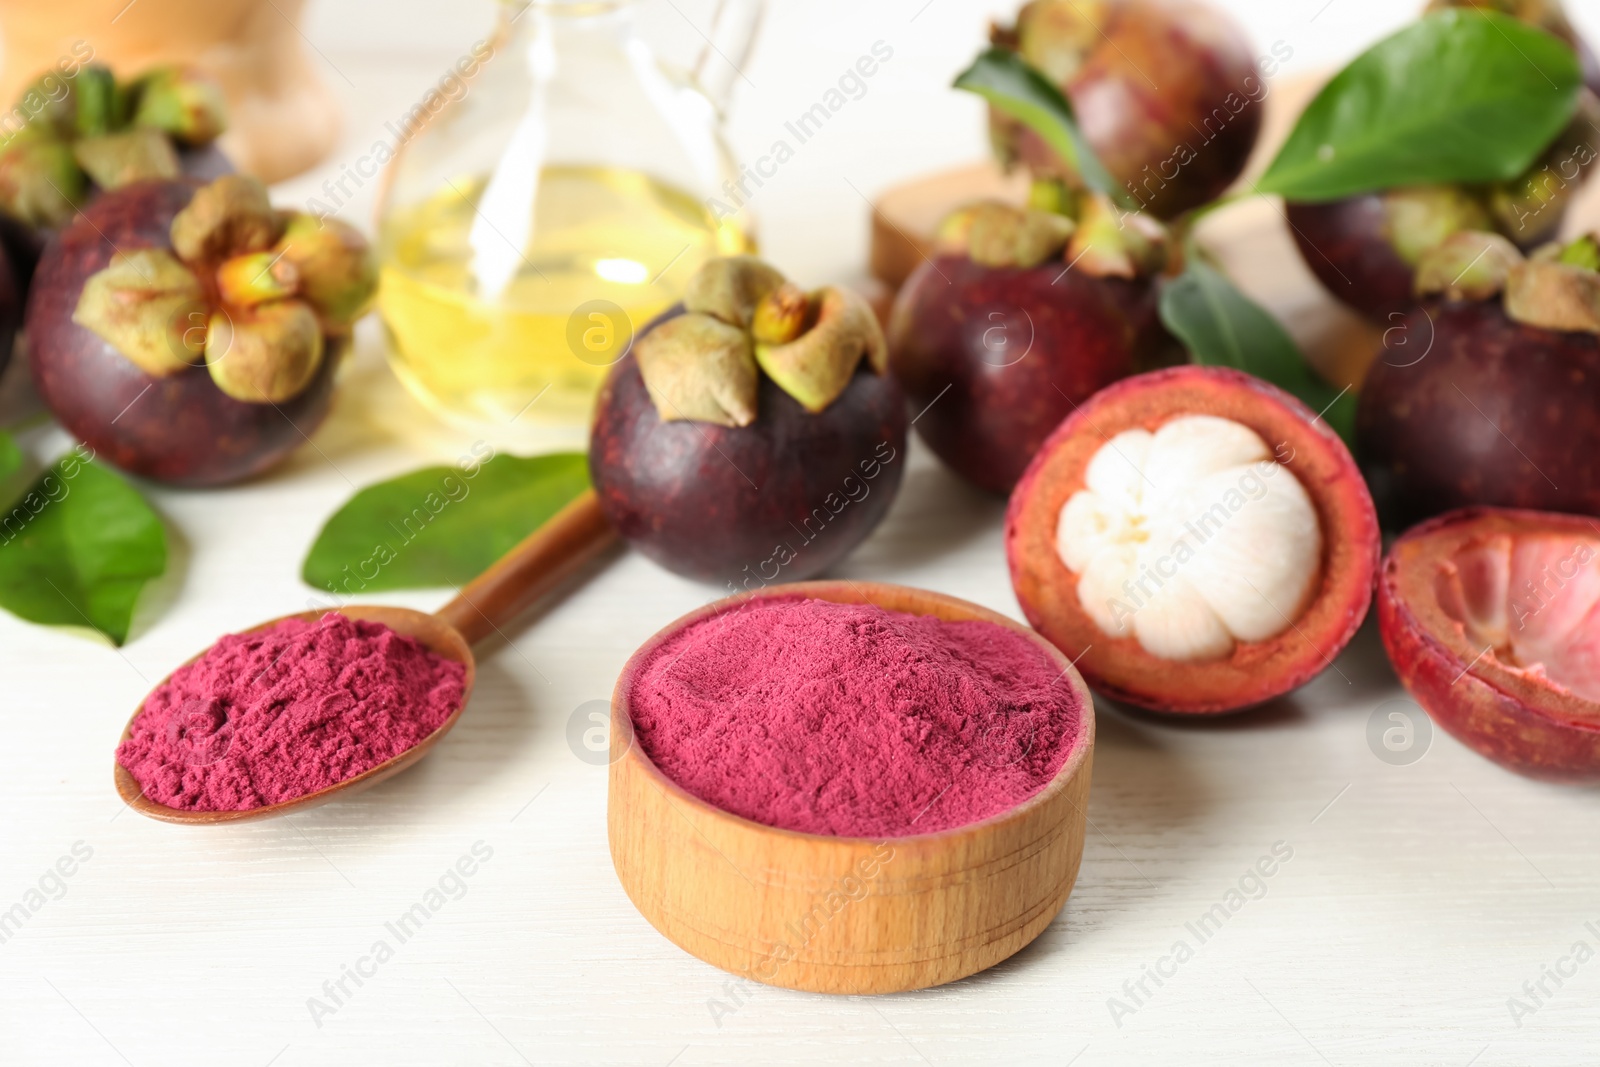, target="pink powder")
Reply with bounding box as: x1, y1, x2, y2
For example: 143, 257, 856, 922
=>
628, 597, 1085, 837
116, 613, 466, 811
